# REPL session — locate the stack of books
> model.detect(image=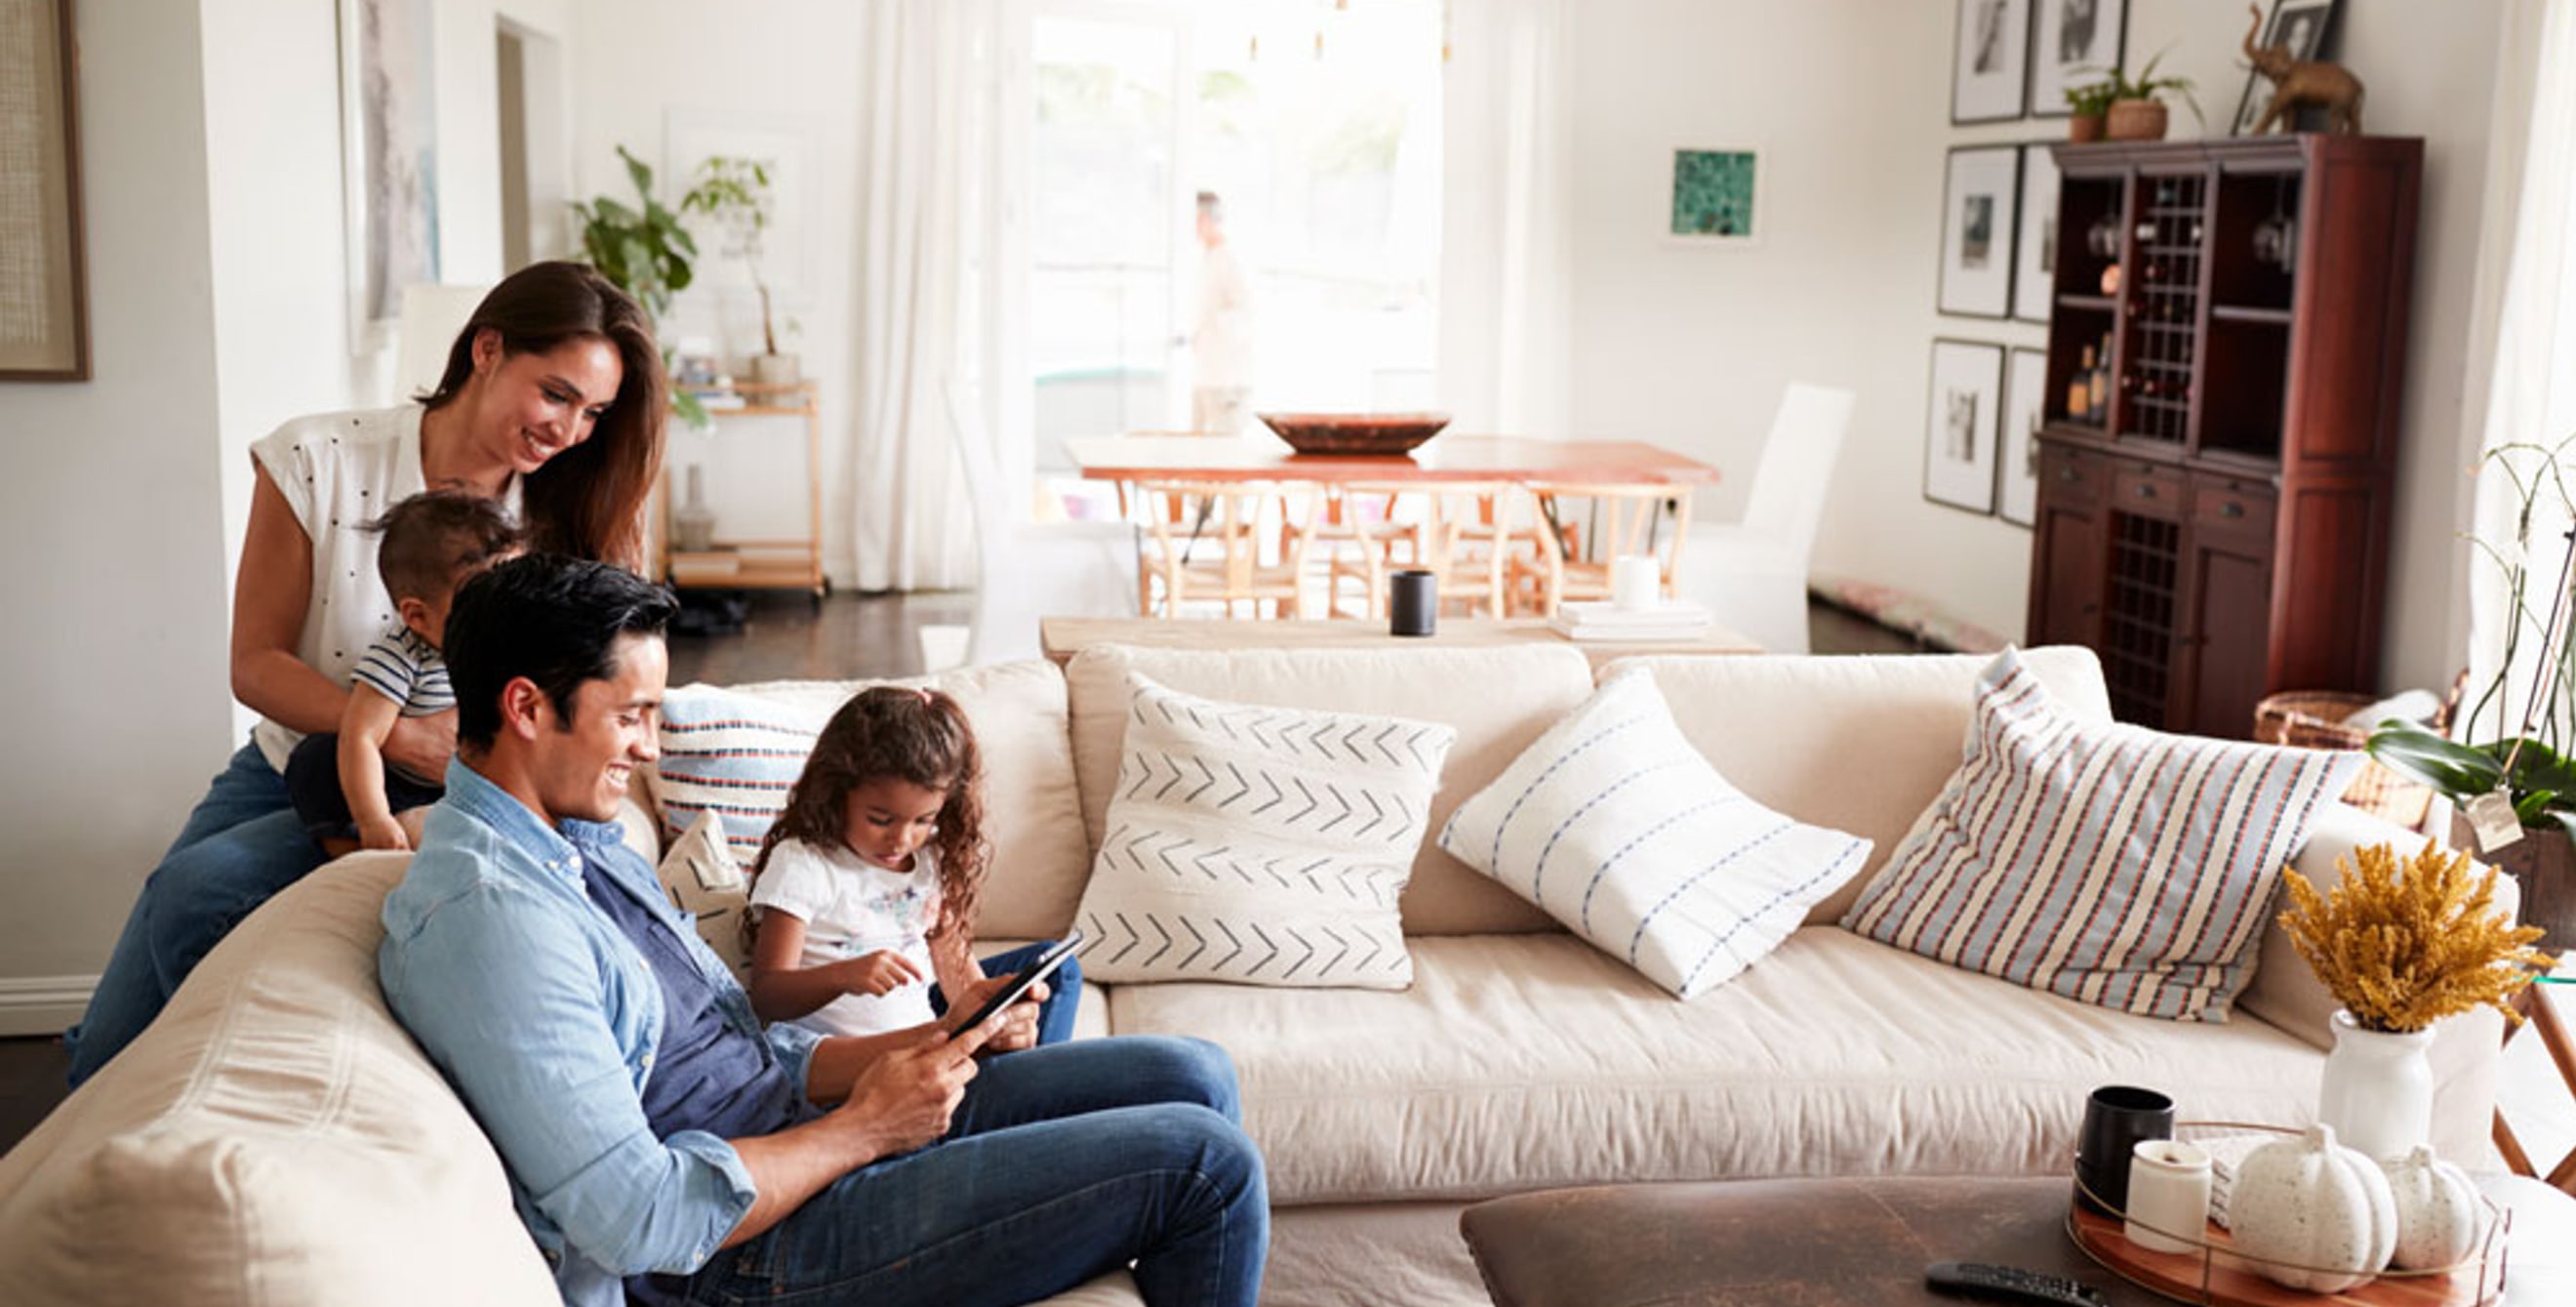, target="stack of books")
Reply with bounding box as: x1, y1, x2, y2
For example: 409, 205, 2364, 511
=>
1549, 599, 1715, 642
